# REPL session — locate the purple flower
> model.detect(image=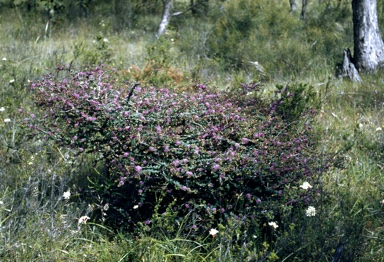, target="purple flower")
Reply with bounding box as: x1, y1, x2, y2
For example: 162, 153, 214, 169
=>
123, 152, 129, 157
213, 164, 220, 171
135, 166, 142, 173
173, 159, 180, 166
164, 145, 169, 153
186, 171, 193, 178
246, 193, 251, 199
197, 83, 207, 90
181, 186, 187, 191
